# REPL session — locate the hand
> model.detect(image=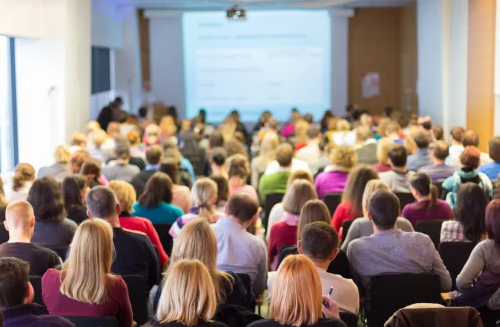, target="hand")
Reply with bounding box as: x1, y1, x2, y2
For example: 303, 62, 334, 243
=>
321, 296, 340, 319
